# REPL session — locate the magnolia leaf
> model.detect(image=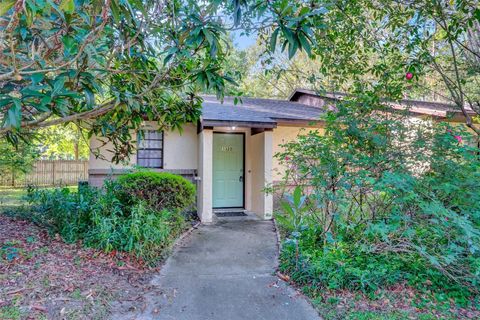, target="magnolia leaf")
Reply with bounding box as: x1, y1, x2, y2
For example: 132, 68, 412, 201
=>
288, 40, 298, 59
298, 32, 312, 56
281, 26, 295, 45
0, 0, 15, 16
233, 0, 243, 25
83, 88, 95, 109
7, 99, 22, 128
270, 28, 279, 52
59, 0, 75, 14
293, 186, 302, 208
